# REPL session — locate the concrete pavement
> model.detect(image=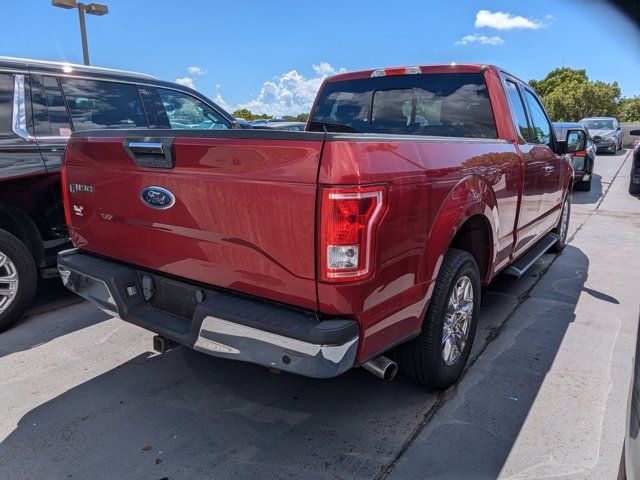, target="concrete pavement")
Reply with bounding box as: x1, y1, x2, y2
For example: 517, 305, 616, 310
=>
0, 150, 638, 480
386, 149, 640, 479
